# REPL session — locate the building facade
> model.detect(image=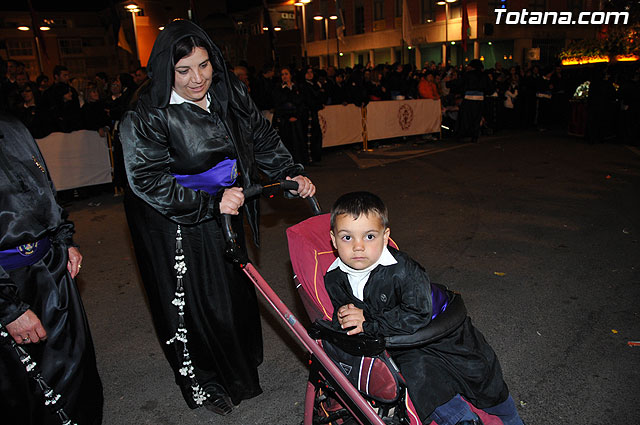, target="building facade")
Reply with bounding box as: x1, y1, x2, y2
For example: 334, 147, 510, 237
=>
299, 0, 603, 69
